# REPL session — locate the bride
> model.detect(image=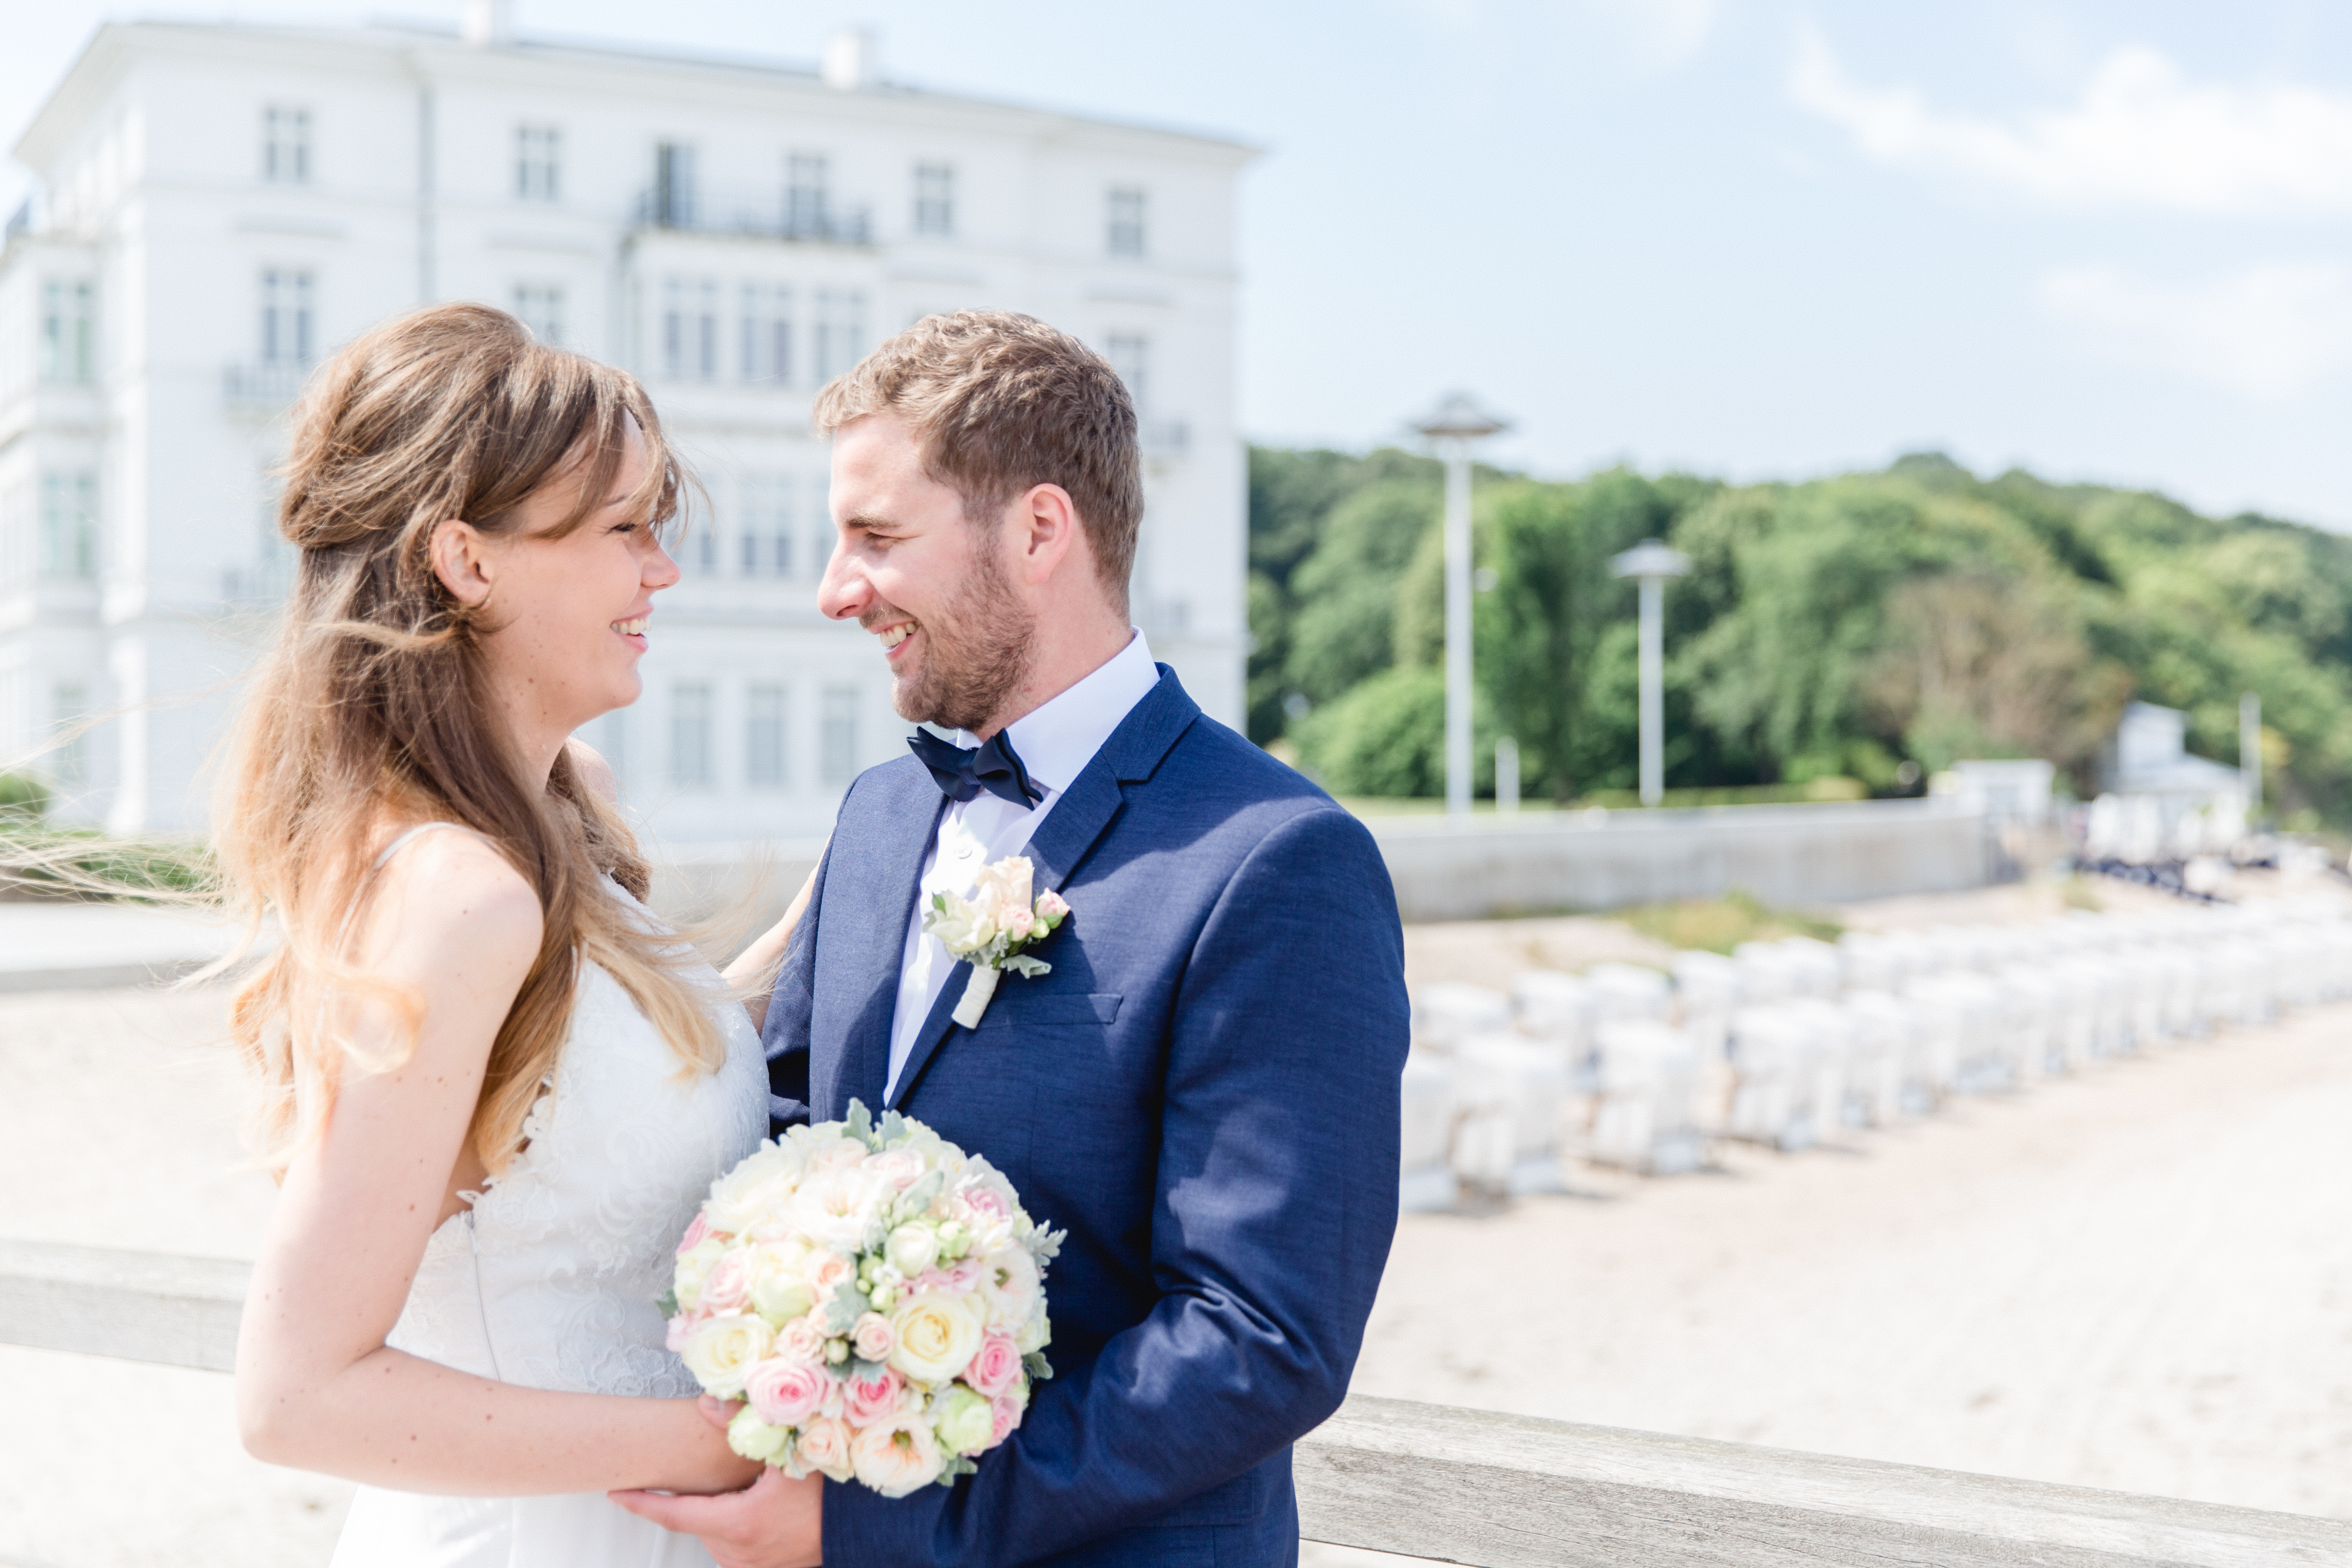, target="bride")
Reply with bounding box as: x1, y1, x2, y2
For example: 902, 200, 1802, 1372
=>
218, 303, 815, 1564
